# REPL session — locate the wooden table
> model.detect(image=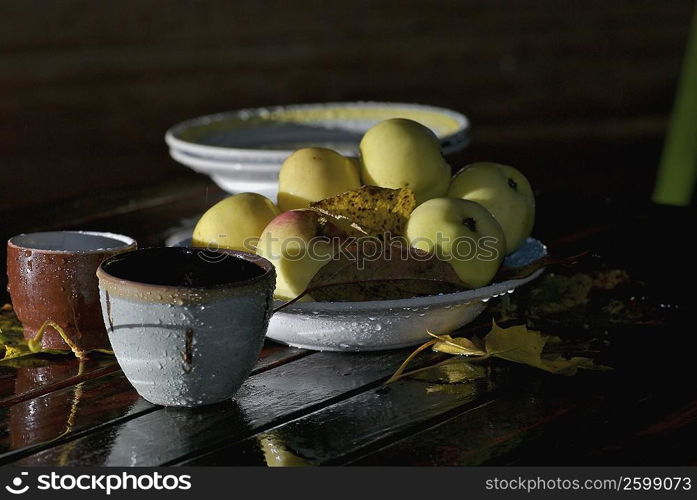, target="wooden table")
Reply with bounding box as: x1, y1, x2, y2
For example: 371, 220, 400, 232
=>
0, 177, 694, 466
